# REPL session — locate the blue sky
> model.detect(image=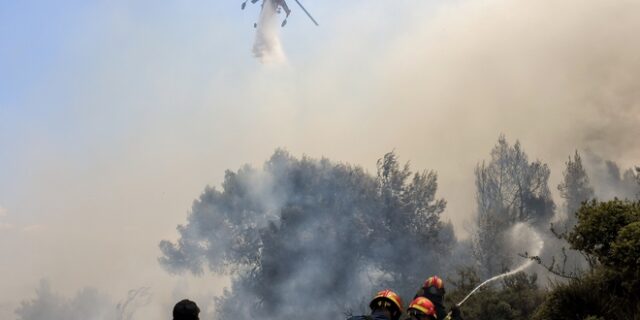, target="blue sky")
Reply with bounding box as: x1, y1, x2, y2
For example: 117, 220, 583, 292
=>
1, 1, 247, 211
